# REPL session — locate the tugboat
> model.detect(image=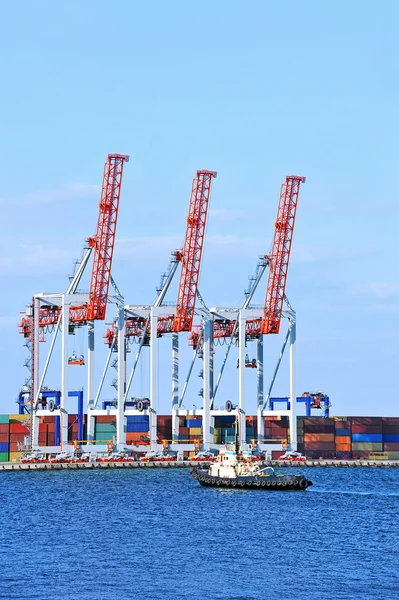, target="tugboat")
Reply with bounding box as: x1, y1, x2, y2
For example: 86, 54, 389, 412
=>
190, 417, 312, 491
